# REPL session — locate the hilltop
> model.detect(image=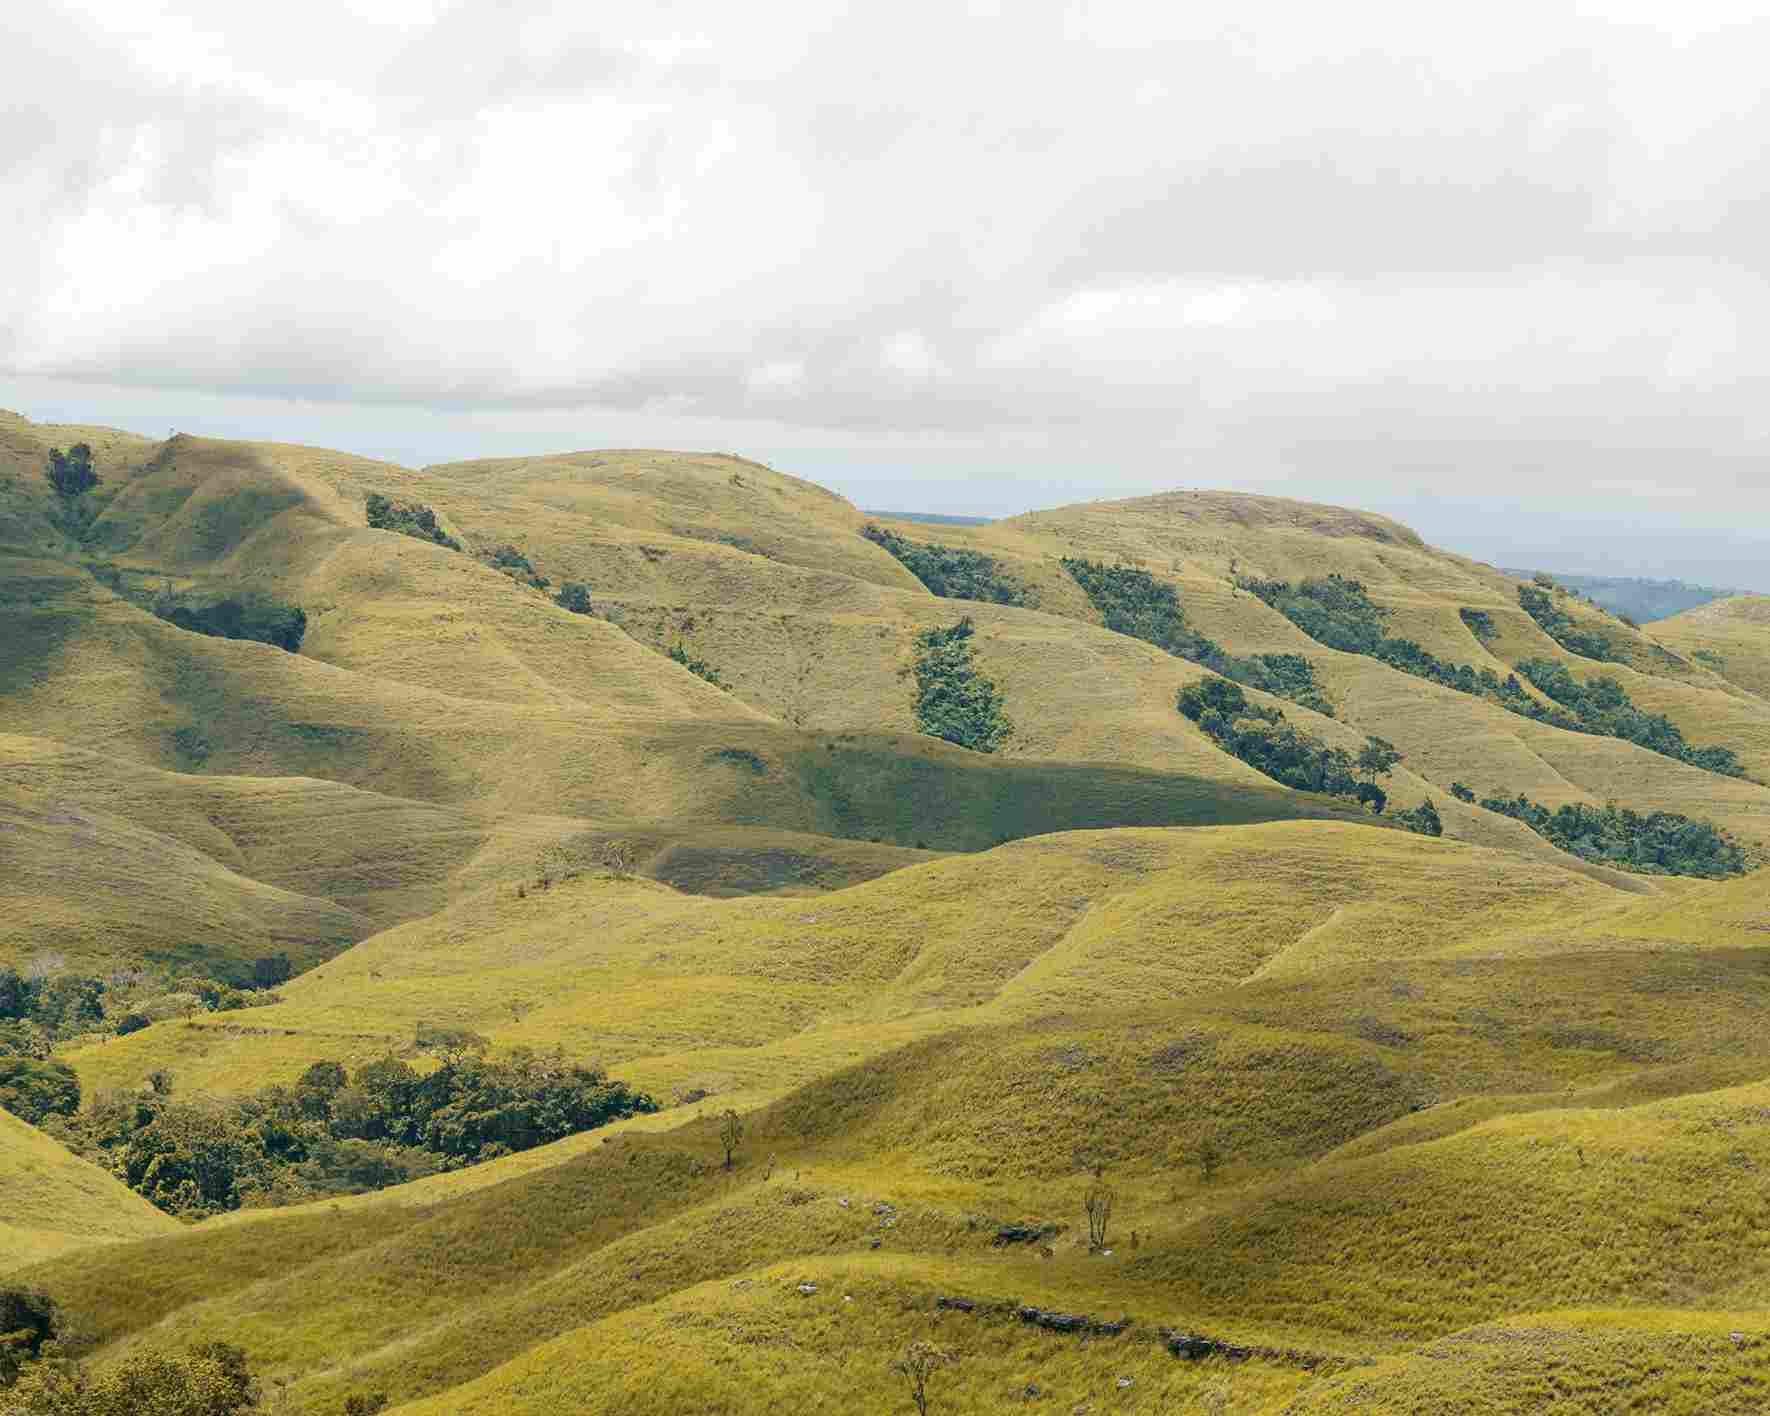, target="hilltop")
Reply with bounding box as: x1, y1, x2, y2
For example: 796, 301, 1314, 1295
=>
4, 410, 1770, 1413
